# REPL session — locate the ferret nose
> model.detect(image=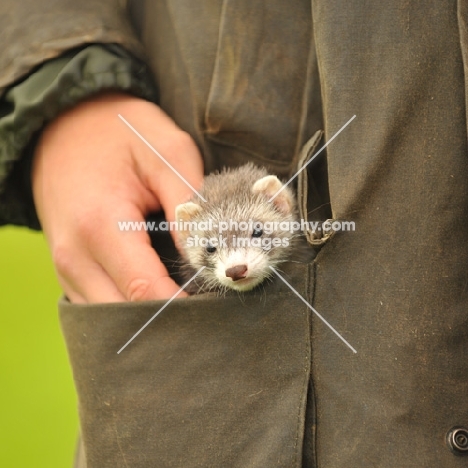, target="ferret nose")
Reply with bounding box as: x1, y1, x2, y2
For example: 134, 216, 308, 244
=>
225, 265, 248, 281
